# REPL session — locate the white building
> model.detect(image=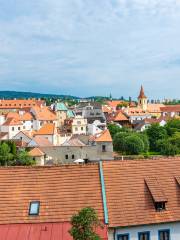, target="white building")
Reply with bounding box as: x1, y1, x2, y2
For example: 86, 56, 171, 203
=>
72, 115, 87, 135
